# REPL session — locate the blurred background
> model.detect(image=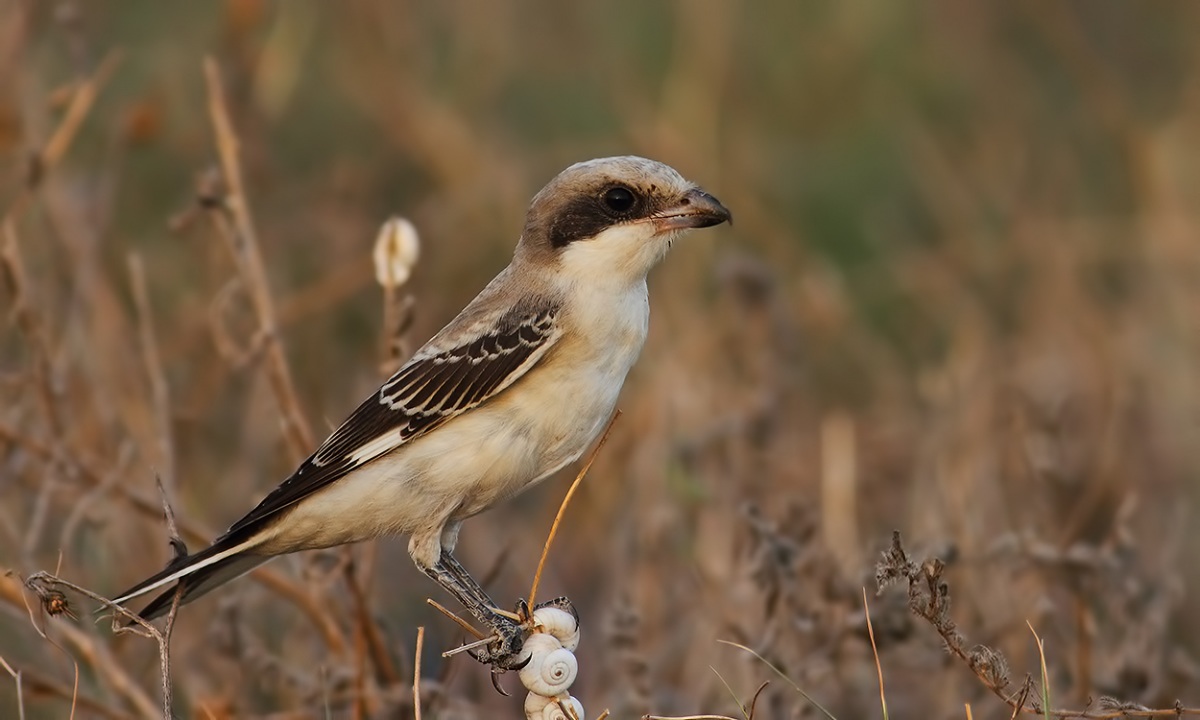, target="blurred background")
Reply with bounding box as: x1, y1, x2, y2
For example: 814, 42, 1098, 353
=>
3, 1, 1200, 718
